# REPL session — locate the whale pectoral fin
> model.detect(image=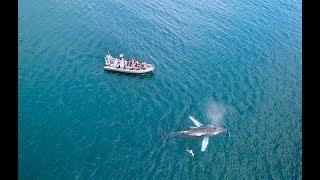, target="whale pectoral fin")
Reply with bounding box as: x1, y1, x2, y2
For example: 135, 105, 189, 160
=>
201, 137, 210, 152
189, 116, 203, 127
